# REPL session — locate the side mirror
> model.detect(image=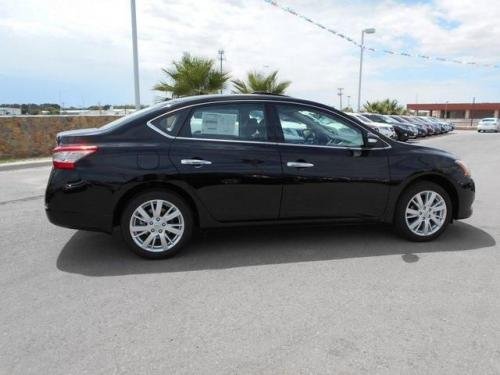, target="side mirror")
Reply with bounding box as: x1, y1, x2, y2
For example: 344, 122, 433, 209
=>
365, 133, 380, 147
